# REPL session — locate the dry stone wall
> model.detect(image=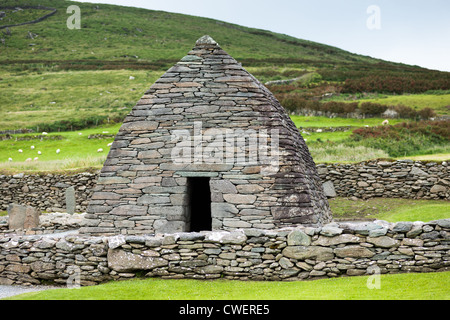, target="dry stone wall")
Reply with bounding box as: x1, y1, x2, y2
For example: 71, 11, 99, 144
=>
317, 160, 449, 200
0, 172, 97, 213
0, 160, 447, 215
1, 219, 449, 286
